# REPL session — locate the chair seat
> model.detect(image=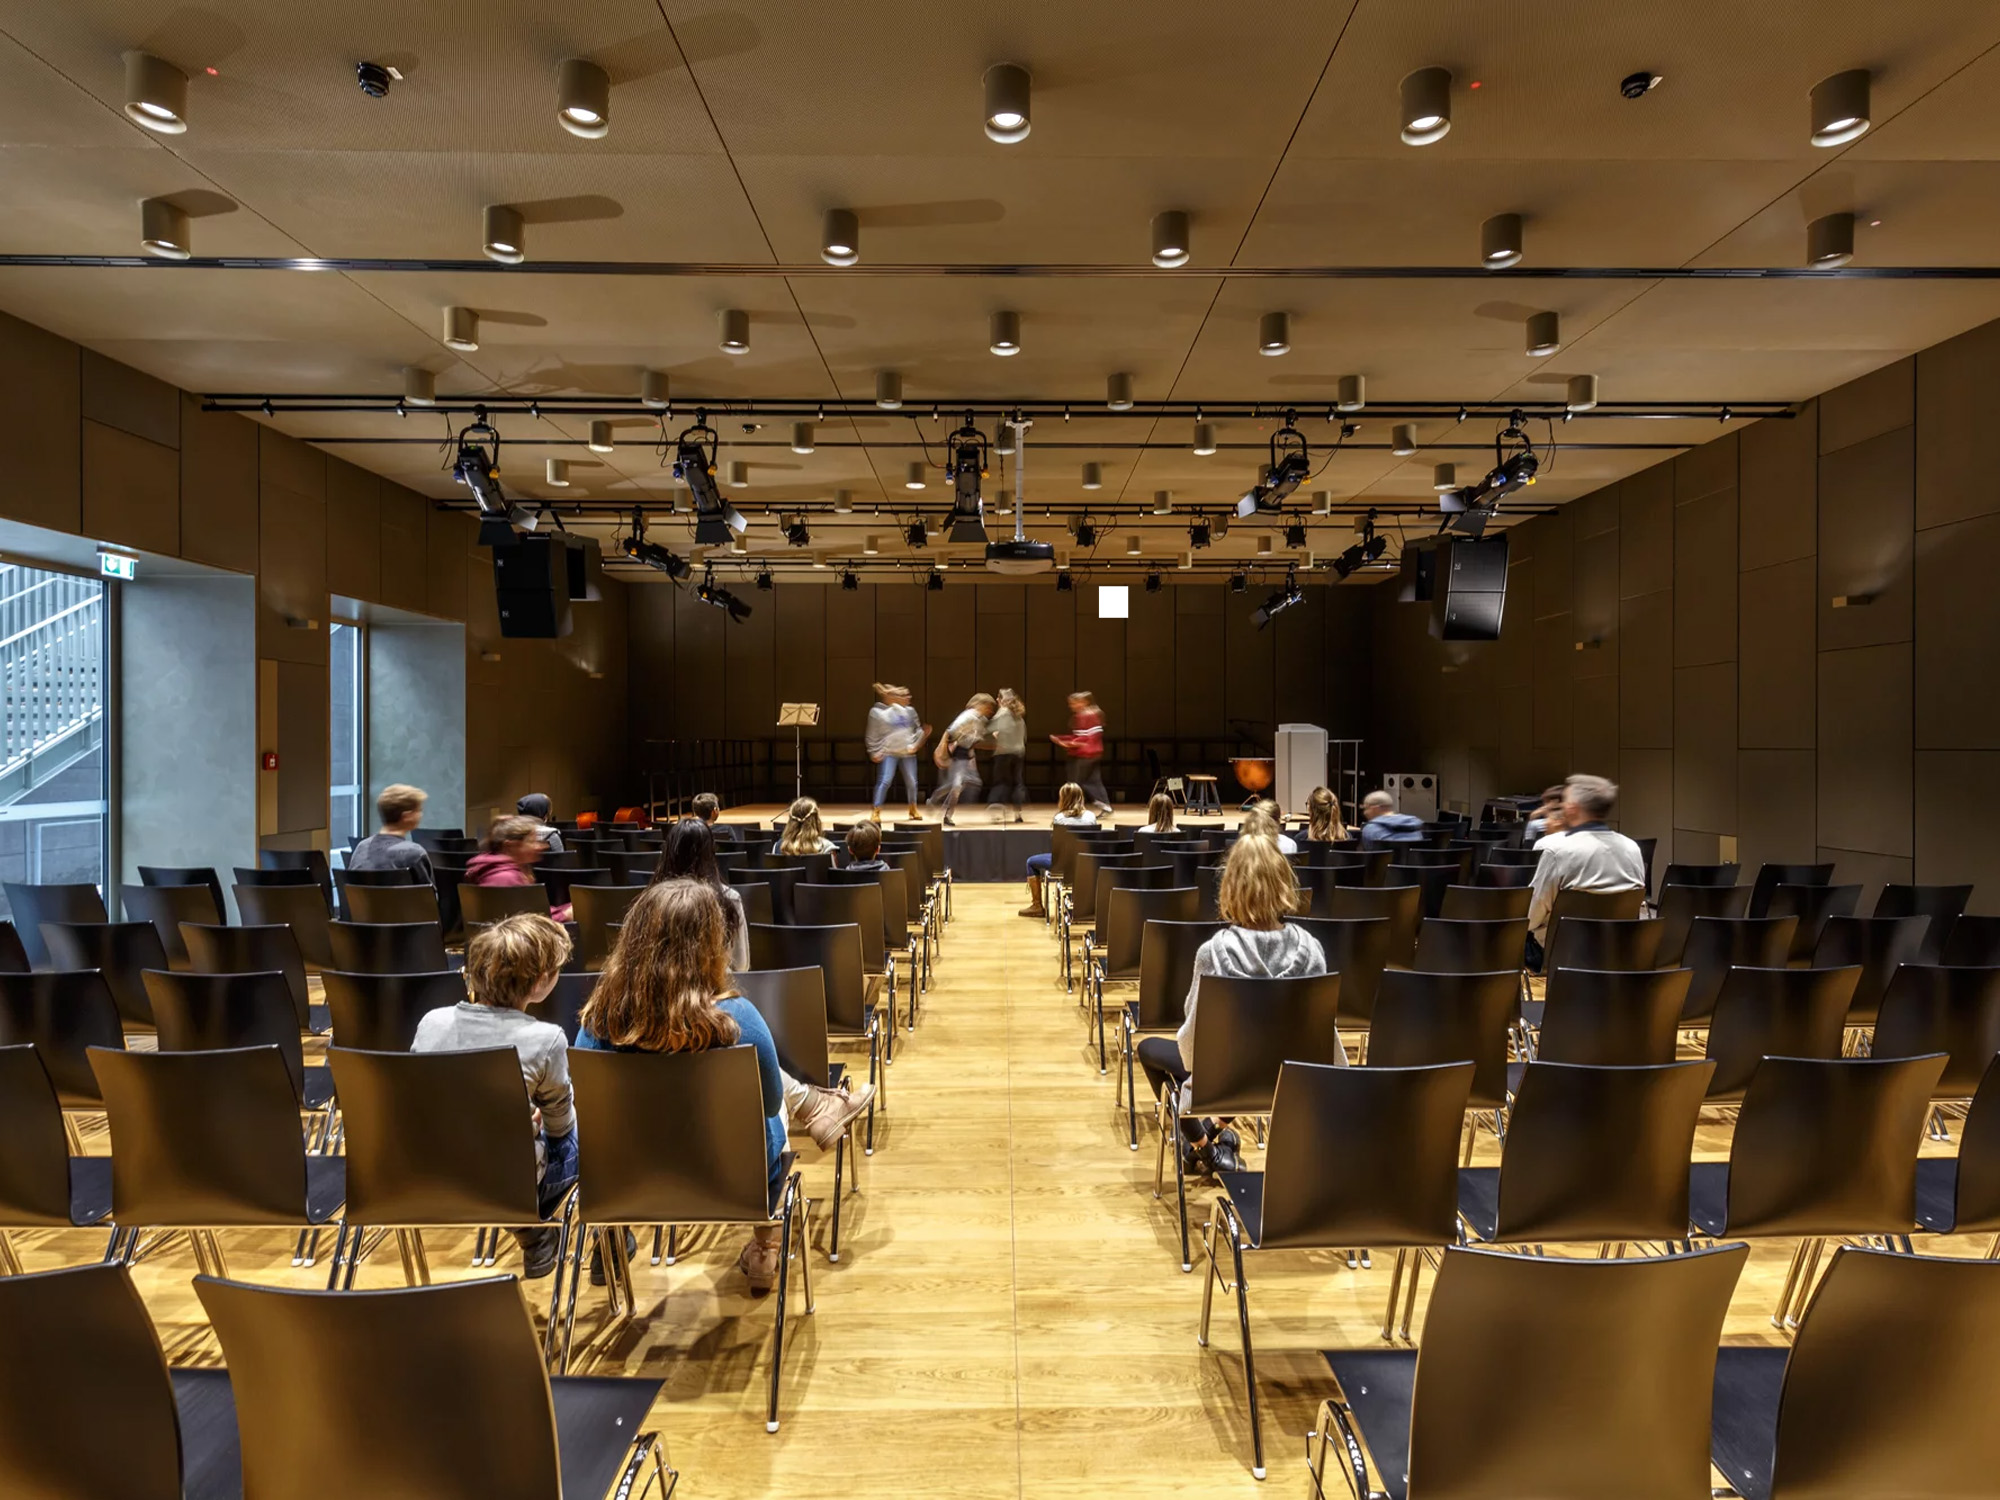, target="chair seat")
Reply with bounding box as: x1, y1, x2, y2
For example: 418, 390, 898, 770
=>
1687, 1160, 1729, 1236
304, 1156, 348, 1224
170, 1367, 245, 1500
1456, 1166, 1500, 1242
308, 1002, 330, 1035
1914, 1155, 1959, 1235
1518, 997, 1545, 1030
67, 1155, 114, 1227
1121, 1000, 1174, 1034
1706, 1346, 1788, 1500
1504, 1059, 1526, 1097
1216, 1169, 1265, 1249
303, 1065, 335, 1112
1320, 1348, 1419, 1500
551, 1374, 667, 1500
